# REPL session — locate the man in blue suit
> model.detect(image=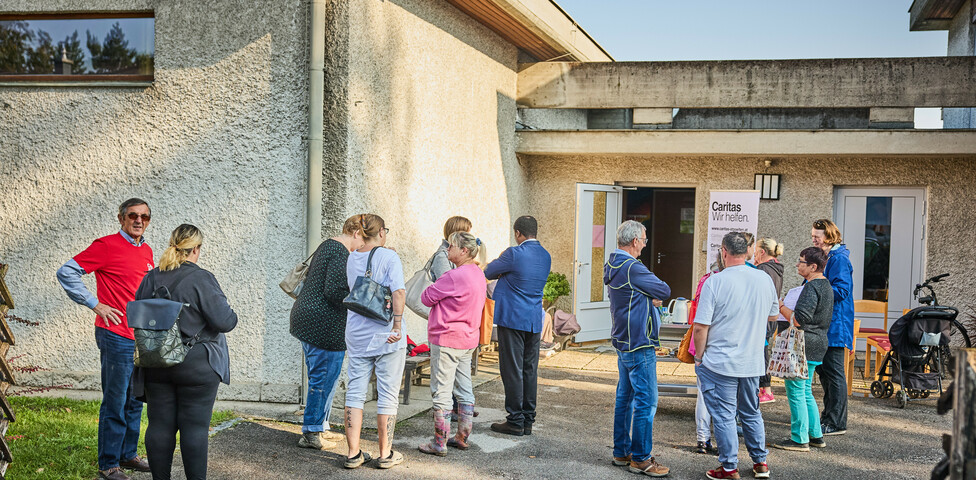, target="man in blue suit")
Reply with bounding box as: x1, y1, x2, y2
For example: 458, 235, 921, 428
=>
485, 215, 552, 436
